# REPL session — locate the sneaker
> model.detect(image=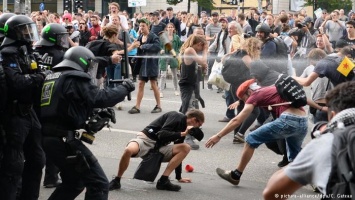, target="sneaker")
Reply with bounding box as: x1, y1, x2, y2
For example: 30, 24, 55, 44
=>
109, 177, 121, 190
185, 135, 199, 150
151, 105, 162, 113
160, 92, 164, 98
174, 91, 180, 96
277, 156, 290, 168
43, 179, 62, 188
156, 179, 181, 191
128, 106, 140, 114
233, 133, 245, 144
217, 88, 223, 93
216, 168, 240, 186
